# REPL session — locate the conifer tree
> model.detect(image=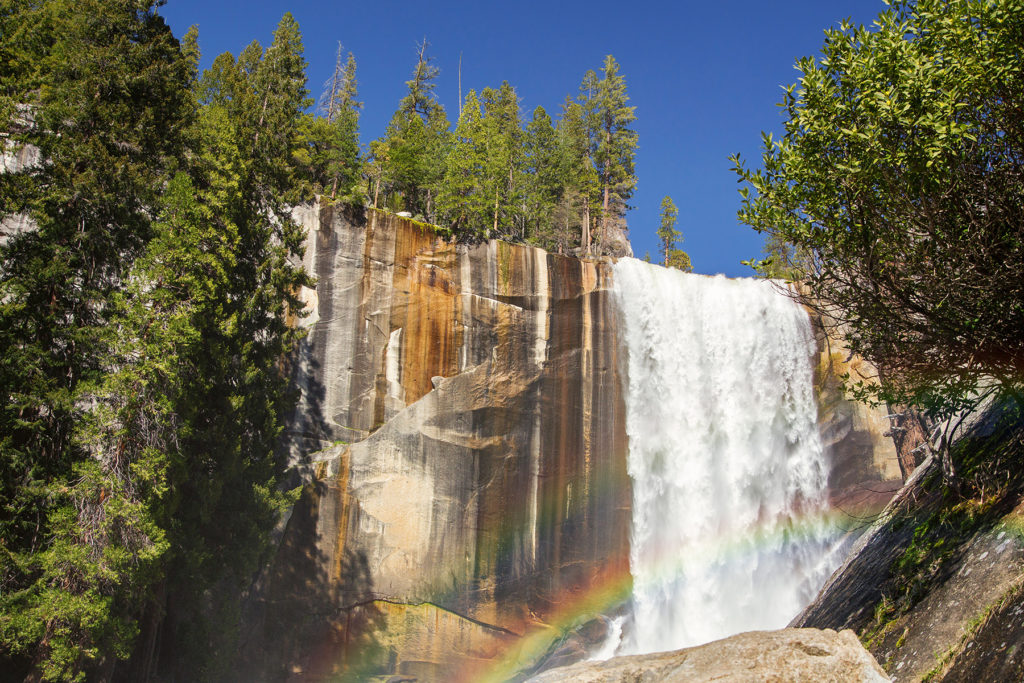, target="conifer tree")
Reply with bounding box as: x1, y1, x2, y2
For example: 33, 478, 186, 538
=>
555, 97, 599, 253
373, 40, 451, 219
591, 55, 638, 251
437, 90, 490, 237
523, 106, 563, 250
480, 82, 524, 239
657, 196, 679, 262
657, 196, 692, 271
294, 44, 362, 202
0, 1, 192, 678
